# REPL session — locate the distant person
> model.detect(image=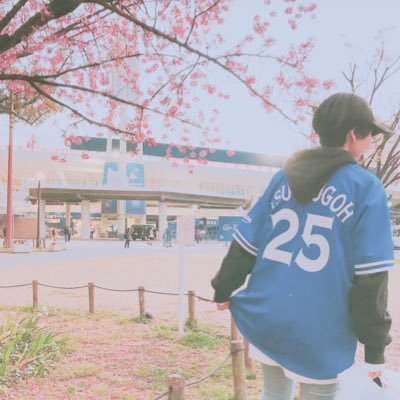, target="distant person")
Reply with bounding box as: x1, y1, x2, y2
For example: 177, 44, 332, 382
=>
64, 226, 70, 242
162, 228, 172, 248
147, 227, 154, 245
212, 93, 393, 400
195, 229, 201, 244
124, 227, 131, 248
51, 228, 56, 244
2, 226, 6, 247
